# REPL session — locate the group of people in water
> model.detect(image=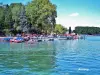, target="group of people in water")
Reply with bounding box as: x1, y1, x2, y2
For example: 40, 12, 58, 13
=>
0, 33, 84, 44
